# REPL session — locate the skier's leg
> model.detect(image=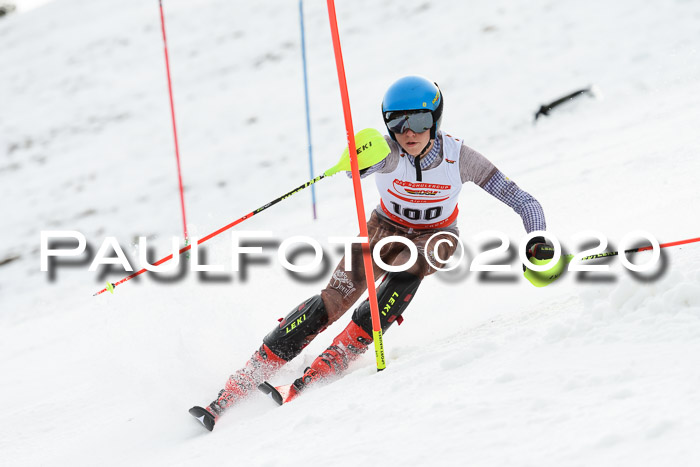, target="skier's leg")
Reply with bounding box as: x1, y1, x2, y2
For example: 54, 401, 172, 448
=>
207, 294, 331, 416
205, 213, 397, 415
282, 228, 460, 400
281, 270, 422, 401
